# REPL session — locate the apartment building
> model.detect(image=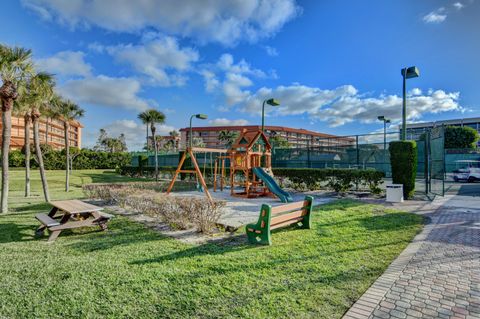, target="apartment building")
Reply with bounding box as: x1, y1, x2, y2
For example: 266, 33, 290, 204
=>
179, 125, 352, 149
0, 116, 83, 150
403, 117, 480, 145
